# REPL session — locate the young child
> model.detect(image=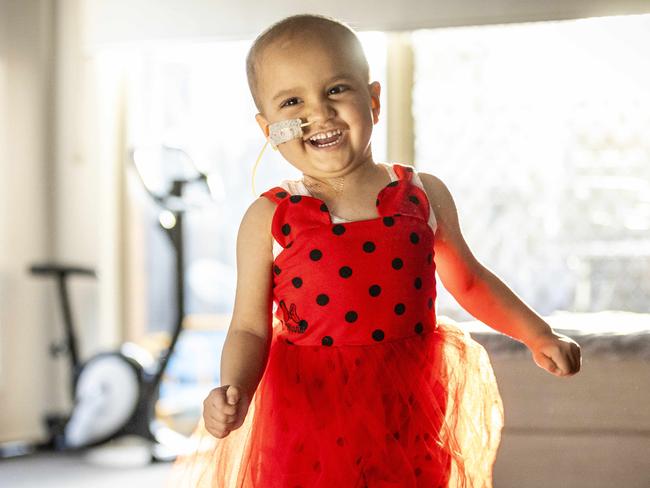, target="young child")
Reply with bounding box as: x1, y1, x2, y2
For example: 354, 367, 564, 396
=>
169, 13, 581, 488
